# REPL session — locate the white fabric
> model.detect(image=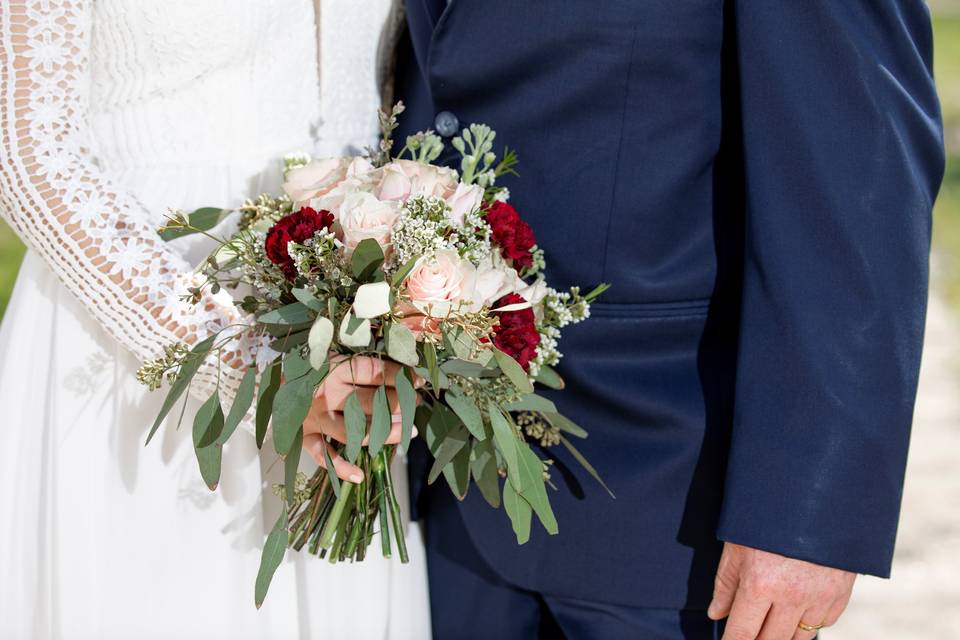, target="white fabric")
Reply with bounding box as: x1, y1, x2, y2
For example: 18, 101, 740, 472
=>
0, 1, 430, 638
